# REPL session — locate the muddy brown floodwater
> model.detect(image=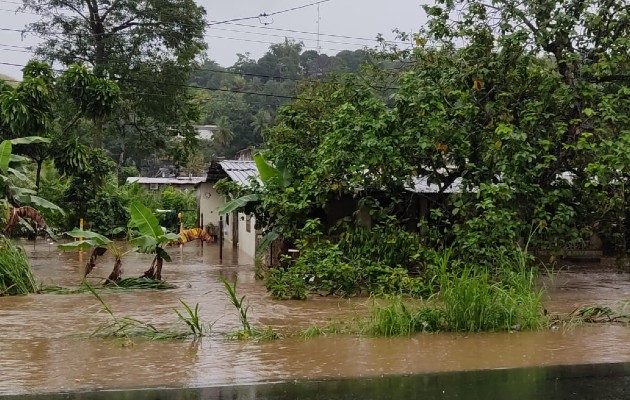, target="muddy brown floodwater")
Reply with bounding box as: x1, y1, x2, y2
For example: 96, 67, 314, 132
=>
1, 240, 630, 395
